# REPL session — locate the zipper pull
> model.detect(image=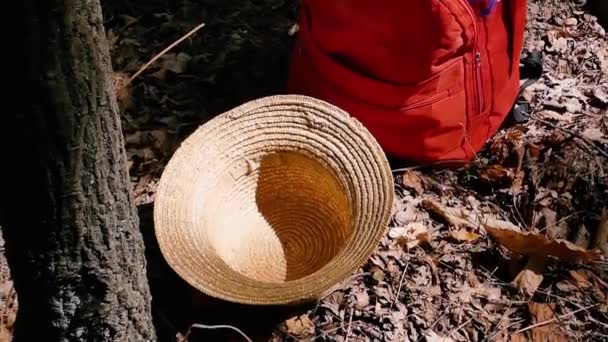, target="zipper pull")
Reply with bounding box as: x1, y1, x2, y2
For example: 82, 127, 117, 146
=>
475, 52, 482, 66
